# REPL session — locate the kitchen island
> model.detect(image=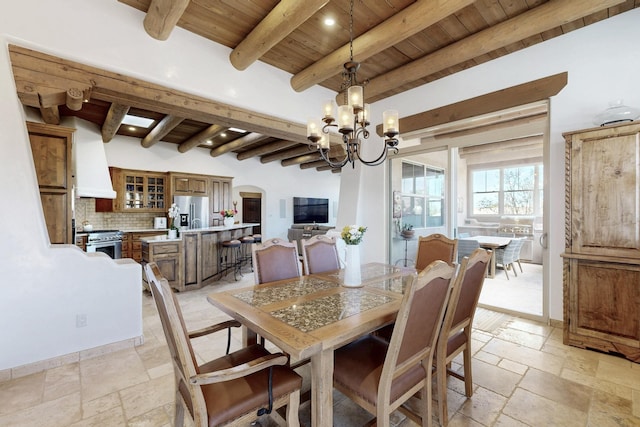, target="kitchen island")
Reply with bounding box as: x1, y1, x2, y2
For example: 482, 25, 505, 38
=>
141, 223, 256, 291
